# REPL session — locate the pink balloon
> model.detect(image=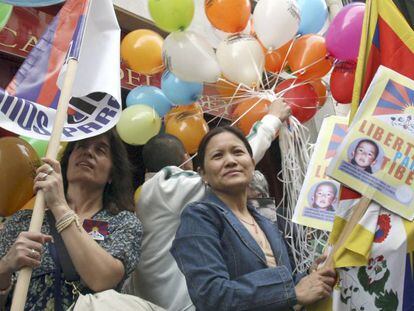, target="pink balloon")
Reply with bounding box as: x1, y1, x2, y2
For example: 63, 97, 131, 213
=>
326, 3, 365, 61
